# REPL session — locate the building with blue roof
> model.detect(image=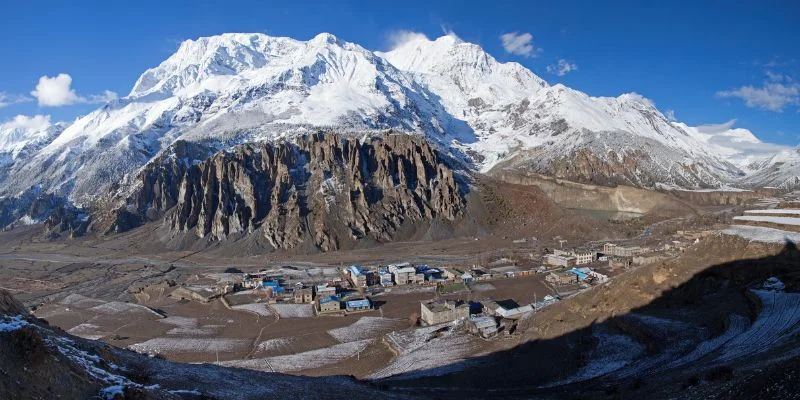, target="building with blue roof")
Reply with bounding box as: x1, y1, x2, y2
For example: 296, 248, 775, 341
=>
318, 295, 341, 313
567, 268, 589, 281
348, 265, 370, 287
345, 299, 371, 311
